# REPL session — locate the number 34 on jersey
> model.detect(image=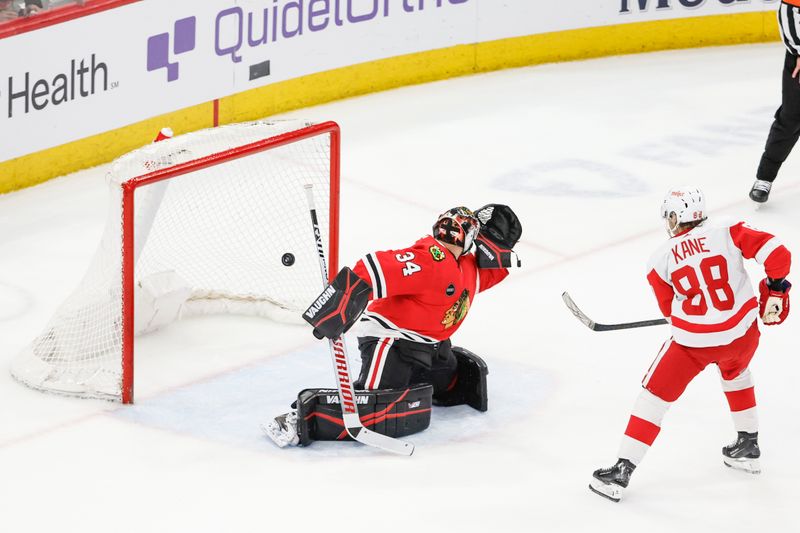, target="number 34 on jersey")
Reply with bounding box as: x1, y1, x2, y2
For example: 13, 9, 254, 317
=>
396, 252, 421, 277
